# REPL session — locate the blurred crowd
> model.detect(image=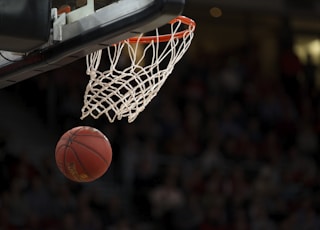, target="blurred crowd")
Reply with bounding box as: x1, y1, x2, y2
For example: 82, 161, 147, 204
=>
1, 30, 320, 230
